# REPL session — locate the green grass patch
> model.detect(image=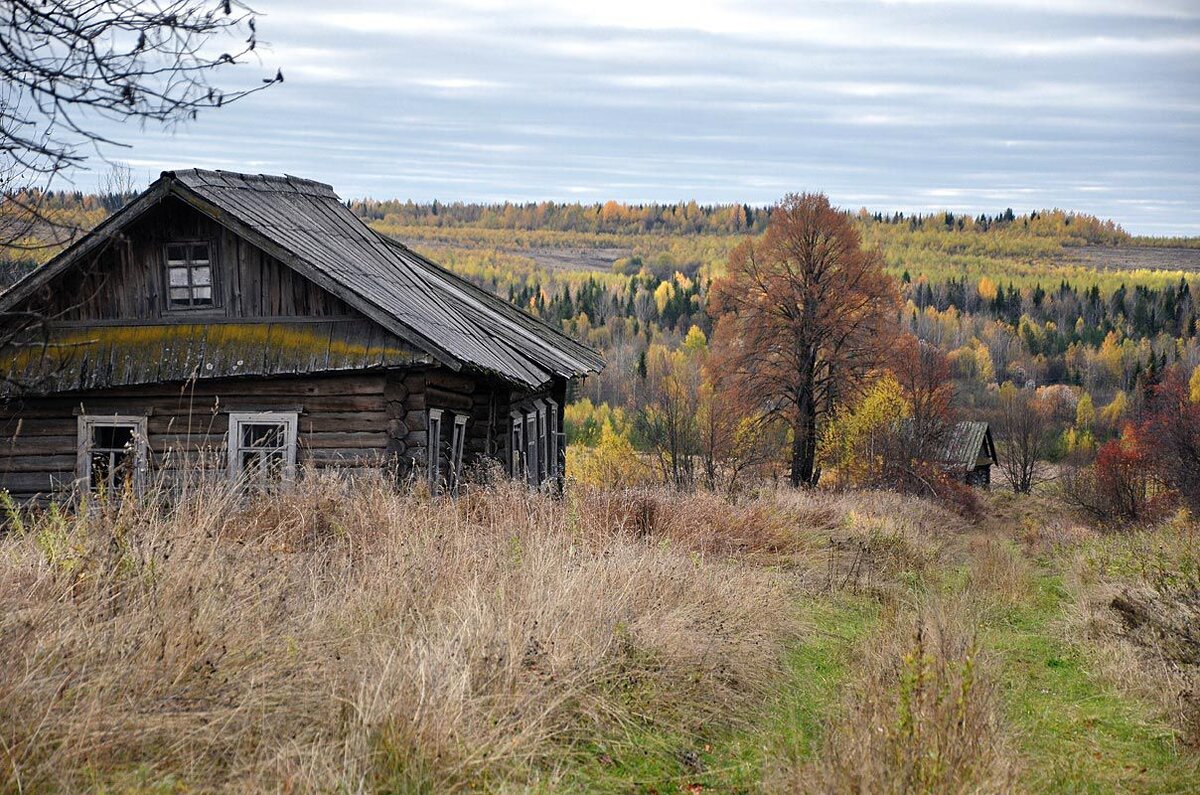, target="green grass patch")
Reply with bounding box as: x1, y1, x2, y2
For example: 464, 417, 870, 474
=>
701, 595, 881, 790
557, 594, 881, 794
987, 572, 1200, 794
